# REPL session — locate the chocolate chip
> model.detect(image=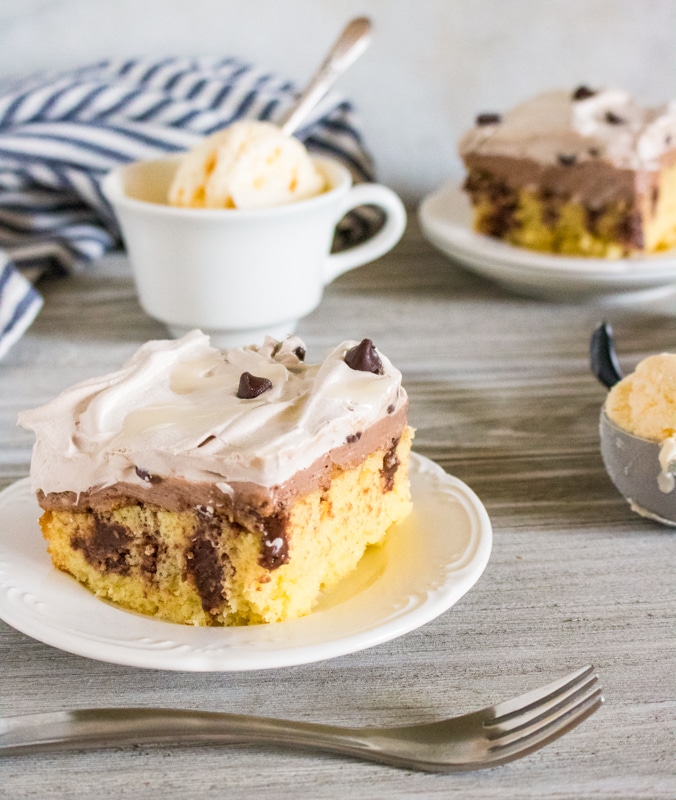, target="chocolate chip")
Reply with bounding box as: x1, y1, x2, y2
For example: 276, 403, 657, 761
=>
476, 112, 502, 126
293, 345, 306, 361
387, 404, 395, 414
140, 532, 161, 578
588, 147, 600, 157
652, 185, 660, 212
572, 86, 596, 100
135, 467, 160, 484
605, 111, 625, 125
344, 339, 384, 375
237, 372, 272, 399
258, 513, 290, 570
585, 205, 604, 233
558, 154, 577, 166
345, 432, 362, 444
616, 211, 644, 250
185, 518, 226, 614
